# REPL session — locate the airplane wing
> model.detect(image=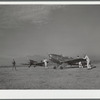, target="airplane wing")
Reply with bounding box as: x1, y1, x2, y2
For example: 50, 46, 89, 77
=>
49, 57, 62, 64
49, 54, 64, 64
64, 58, 86, 65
